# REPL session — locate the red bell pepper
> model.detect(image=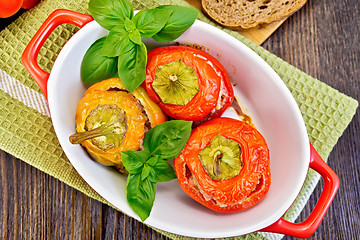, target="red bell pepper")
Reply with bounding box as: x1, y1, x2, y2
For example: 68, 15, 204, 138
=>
144, 45, 233, 123
174, 117, 271, 213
